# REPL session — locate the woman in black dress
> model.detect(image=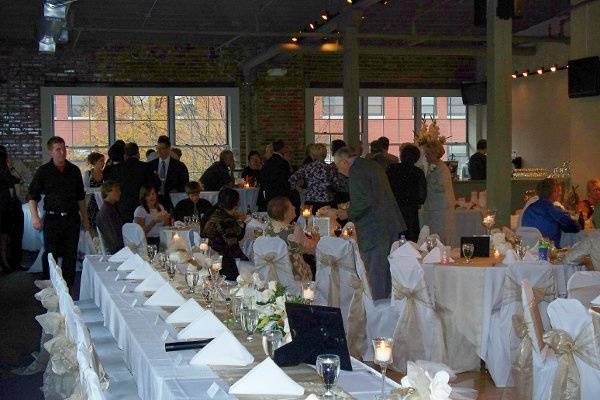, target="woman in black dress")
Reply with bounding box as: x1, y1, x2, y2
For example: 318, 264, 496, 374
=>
0, 147, 24, 273
84, 152, 105, 229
